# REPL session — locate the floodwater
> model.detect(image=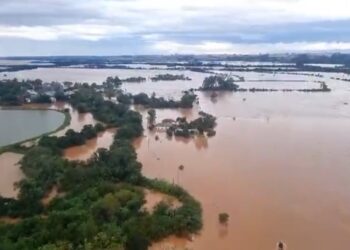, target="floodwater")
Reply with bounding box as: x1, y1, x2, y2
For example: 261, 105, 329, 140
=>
143, 189, 181, 212
22, 102, 105, 161
50, 102, 98, 137
0, 103, 99, 202
63, 128, 116, 161
131, 70, 350, 250
141, 116, 350, 250
23, 102, 98, 137
4, 67, 350, 250
0, 153, 24, 198
0, 109, 65, 147
1, 67, 208, 99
